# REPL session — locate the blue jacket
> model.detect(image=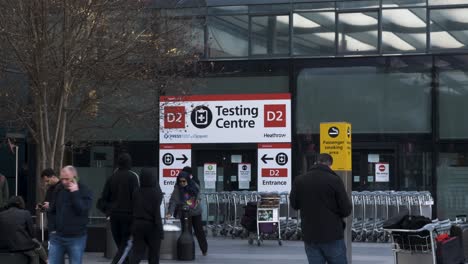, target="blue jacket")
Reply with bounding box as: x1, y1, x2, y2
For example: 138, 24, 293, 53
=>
50, 183, 93, 237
